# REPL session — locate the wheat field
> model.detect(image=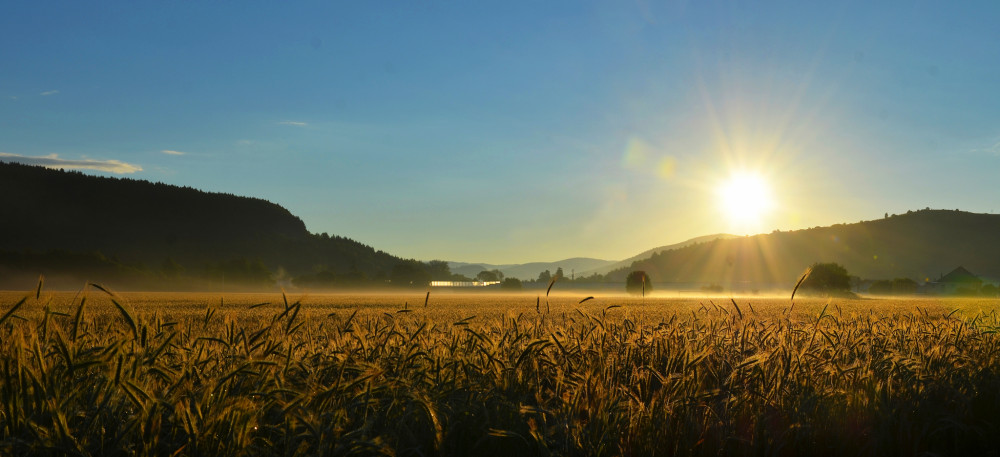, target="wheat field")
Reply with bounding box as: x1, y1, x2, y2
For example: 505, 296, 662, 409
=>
1, 286, 999, 456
